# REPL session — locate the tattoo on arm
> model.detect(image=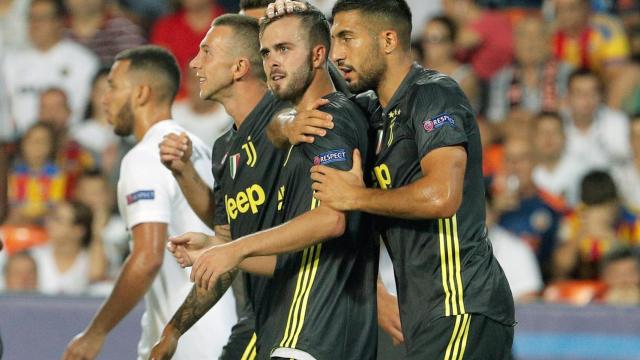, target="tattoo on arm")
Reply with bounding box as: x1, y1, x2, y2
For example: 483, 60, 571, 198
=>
169, 268, 239, 335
